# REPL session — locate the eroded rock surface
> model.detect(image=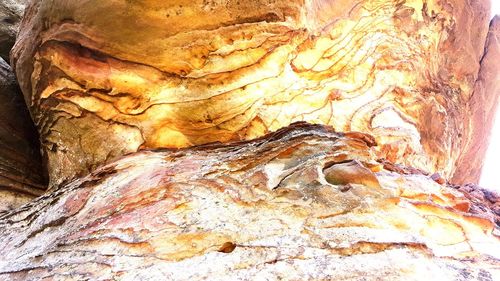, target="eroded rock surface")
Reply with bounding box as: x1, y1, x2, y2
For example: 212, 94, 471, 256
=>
3, 1, 499, 278
0, 123, 498, 280
453, 16, 500, 185
10, 0, 499, 187
0, 58, 46, 212
0, 0, 27, 62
